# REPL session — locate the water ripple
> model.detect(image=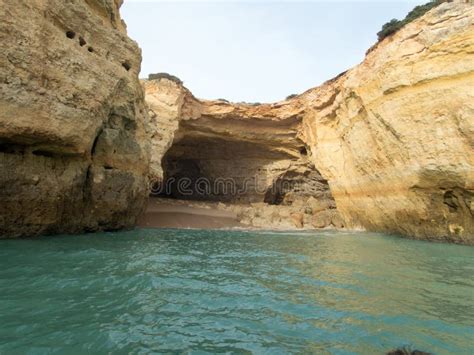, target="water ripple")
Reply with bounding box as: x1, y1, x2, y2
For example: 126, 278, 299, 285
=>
0, 229, 473, 353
